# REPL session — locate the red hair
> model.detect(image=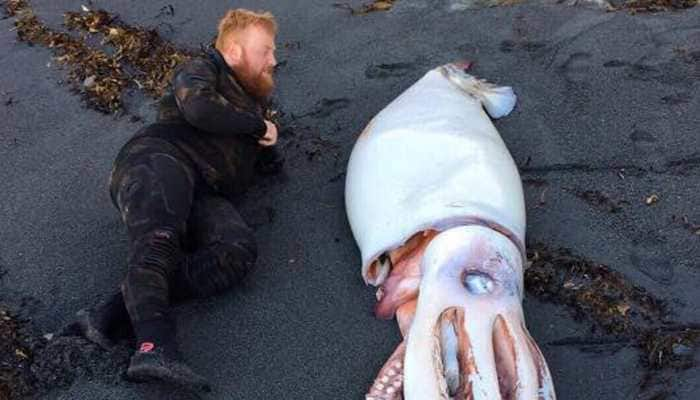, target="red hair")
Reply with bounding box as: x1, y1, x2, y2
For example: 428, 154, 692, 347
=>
215, 9, 277, 51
